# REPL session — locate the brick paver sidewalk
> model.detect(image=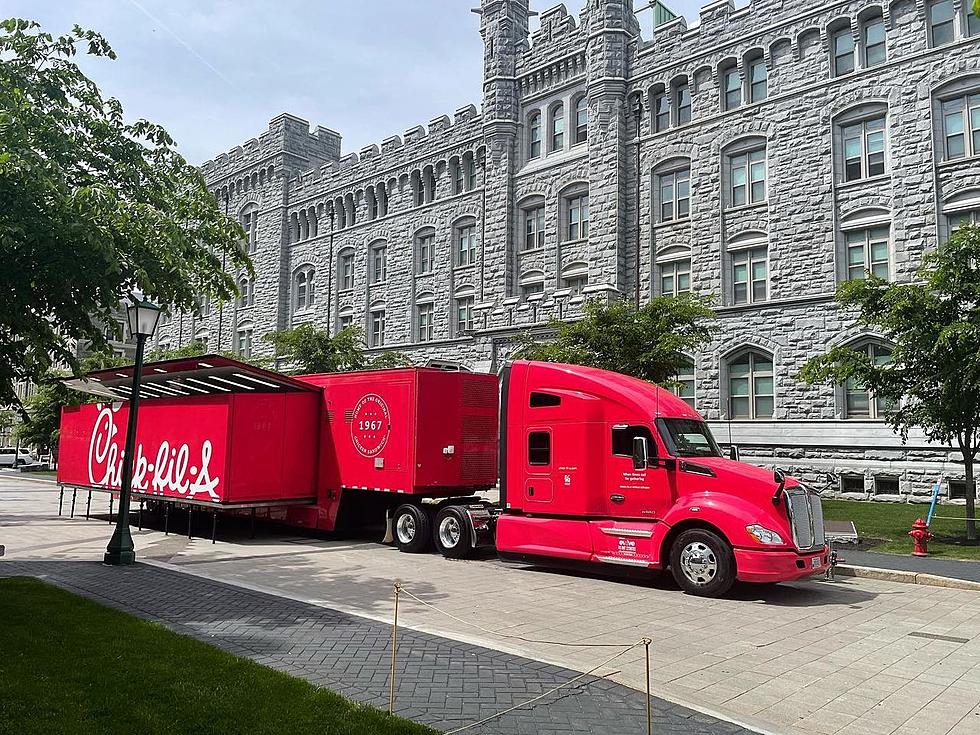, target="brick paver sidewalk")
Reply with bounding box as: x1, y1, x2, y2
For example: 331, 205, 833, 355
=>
0, 560, 757, 735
